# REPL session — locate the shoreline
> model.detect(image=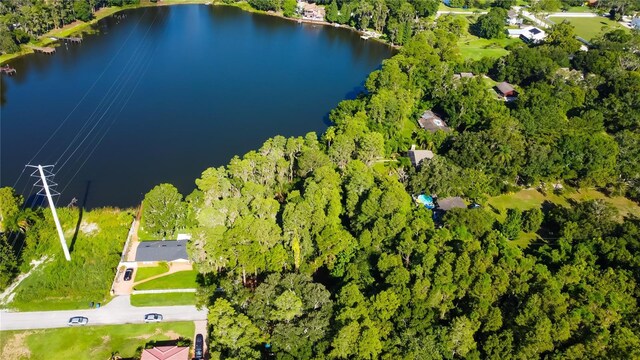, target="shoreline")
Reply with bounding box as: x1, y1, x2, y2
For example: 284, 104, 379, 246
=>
0, 0, 396, 64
